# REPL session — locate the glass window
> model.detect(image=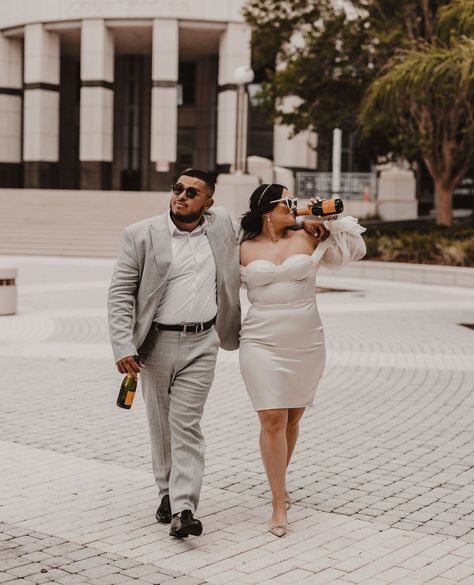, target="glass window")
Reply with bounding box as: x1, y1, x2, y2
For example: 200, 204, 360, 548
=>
178, 62, 196, 106
177, 127, 196, 168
